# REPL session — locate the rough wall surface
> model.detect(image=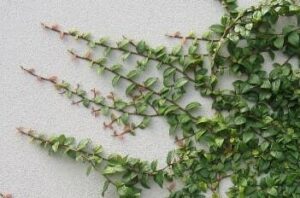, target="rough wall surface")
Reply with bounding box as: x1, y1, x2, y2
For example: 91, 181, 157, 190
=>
0, 0, 259, 197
